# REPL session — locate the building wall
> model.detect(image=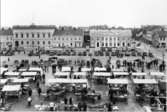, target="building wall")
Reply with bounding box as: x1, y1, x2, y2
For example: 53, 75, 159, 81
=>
53, 35, 83, 48
0, 35, 13, 50
13, 29, 54, 50
90, 29, 132, 48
